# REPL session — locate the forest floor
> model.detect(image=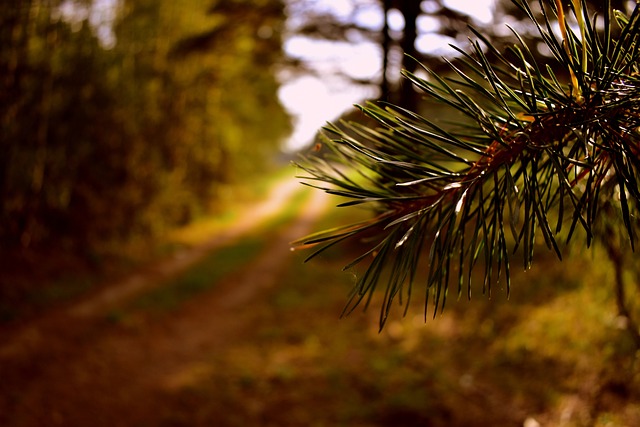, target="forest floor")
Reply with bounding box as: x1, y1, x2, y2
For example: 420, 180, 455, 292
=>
1, 173, 640, 427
